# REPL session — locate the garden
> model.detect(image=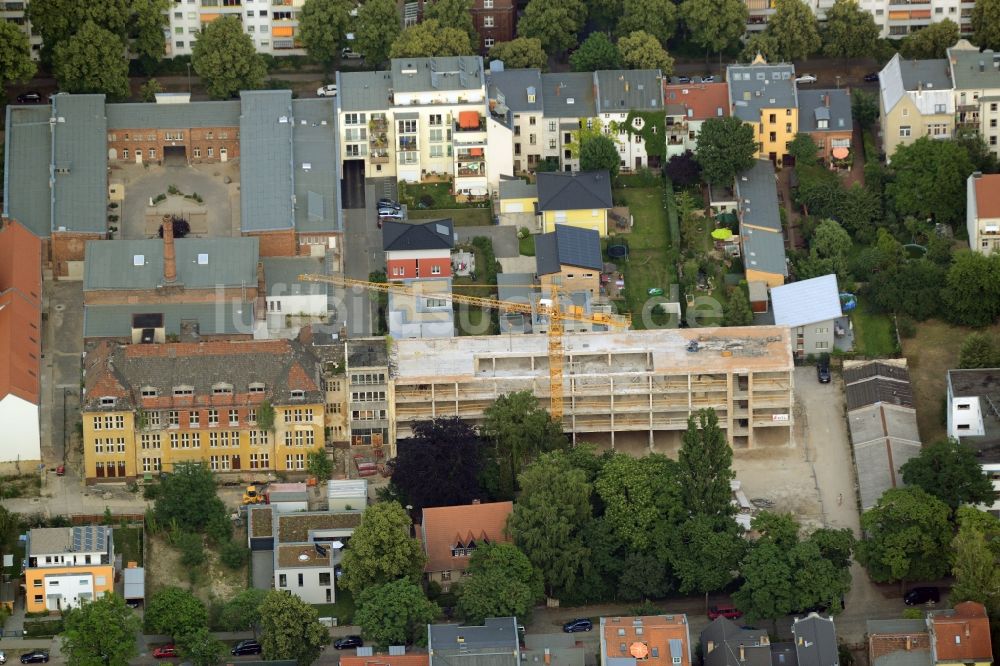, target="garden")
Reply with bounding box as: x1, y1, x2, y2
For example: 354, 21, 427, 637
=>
398, 182, 493, 227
